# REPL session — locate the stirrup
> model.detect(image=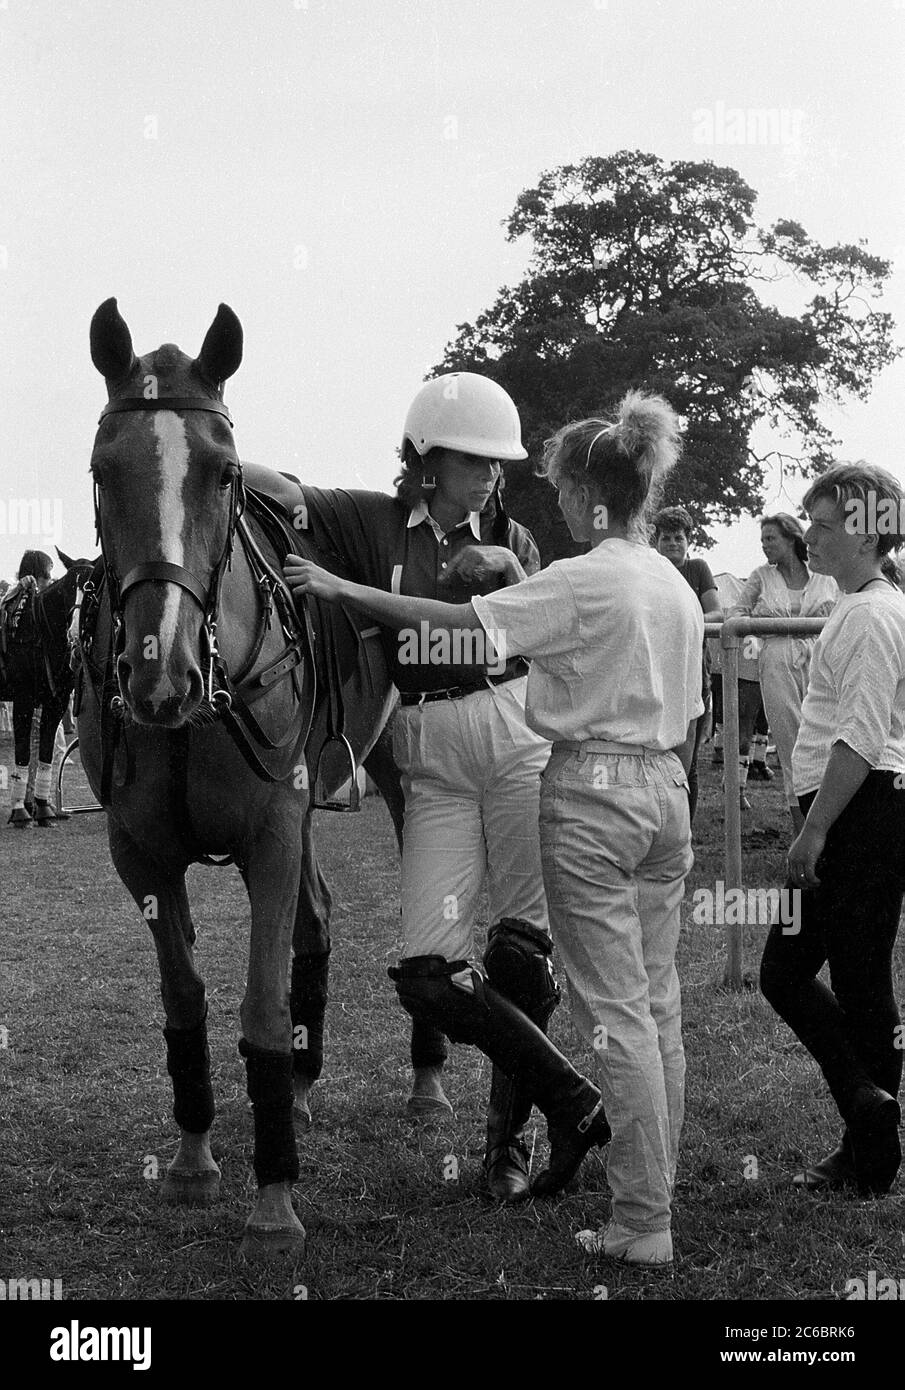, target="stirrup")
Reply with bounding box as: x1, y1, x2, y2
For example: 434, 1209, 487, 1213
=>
311, 734, 361, 812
